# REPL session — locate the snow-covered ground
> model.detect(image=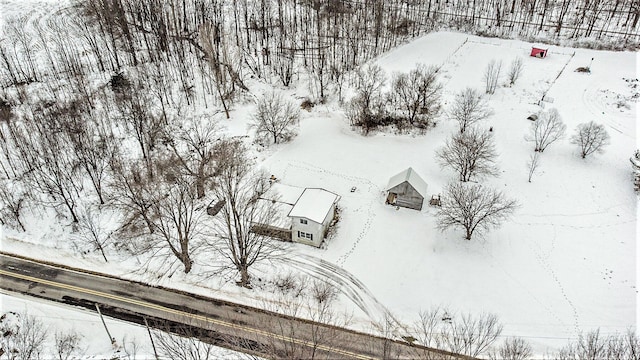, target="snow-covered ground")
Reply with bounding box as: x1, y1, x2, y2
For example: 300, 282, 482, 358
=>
259, 32, 638, 351
1, 0, 638, 356
0, 292, 249, 359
